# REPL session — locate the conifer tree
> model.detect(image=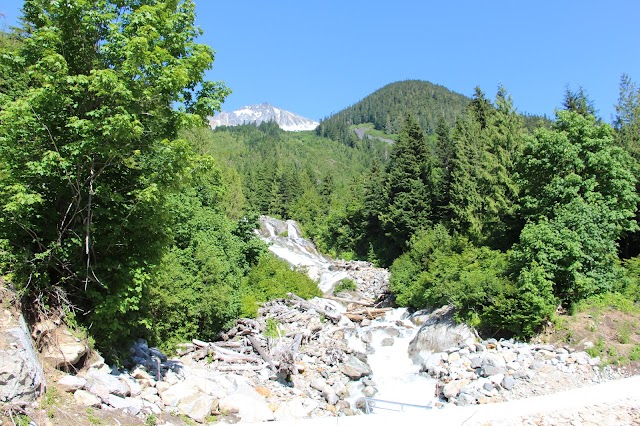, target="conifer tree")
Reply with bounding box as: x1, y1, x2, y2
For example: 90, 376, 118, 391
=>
379, 115, 437, 257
